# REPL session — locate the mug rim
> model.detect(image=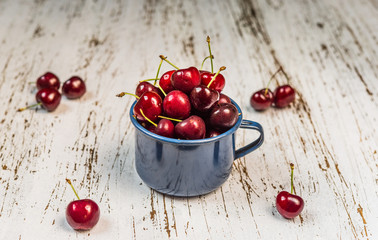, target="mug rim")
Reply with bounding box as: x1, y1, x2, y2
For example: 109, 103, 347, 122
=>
129, 98, 243, 145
